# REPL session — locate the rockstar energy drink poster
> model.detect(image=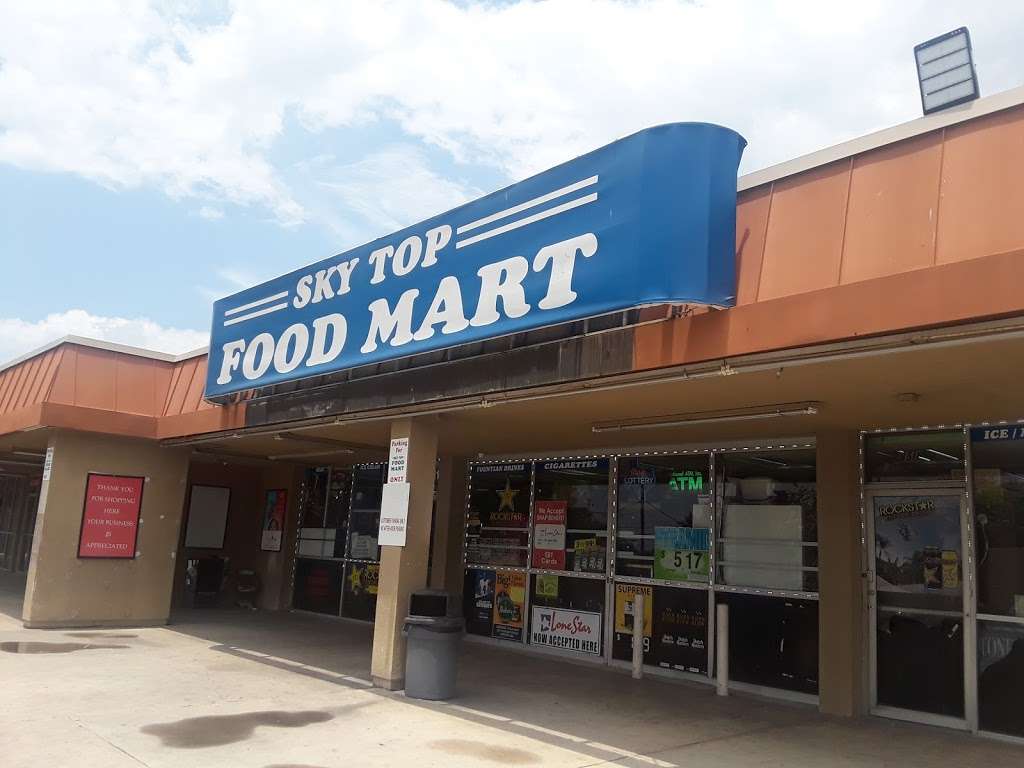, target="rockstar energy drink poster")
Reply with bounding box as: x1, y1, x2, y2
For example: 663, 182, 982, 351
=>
493, 570, 526, 642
